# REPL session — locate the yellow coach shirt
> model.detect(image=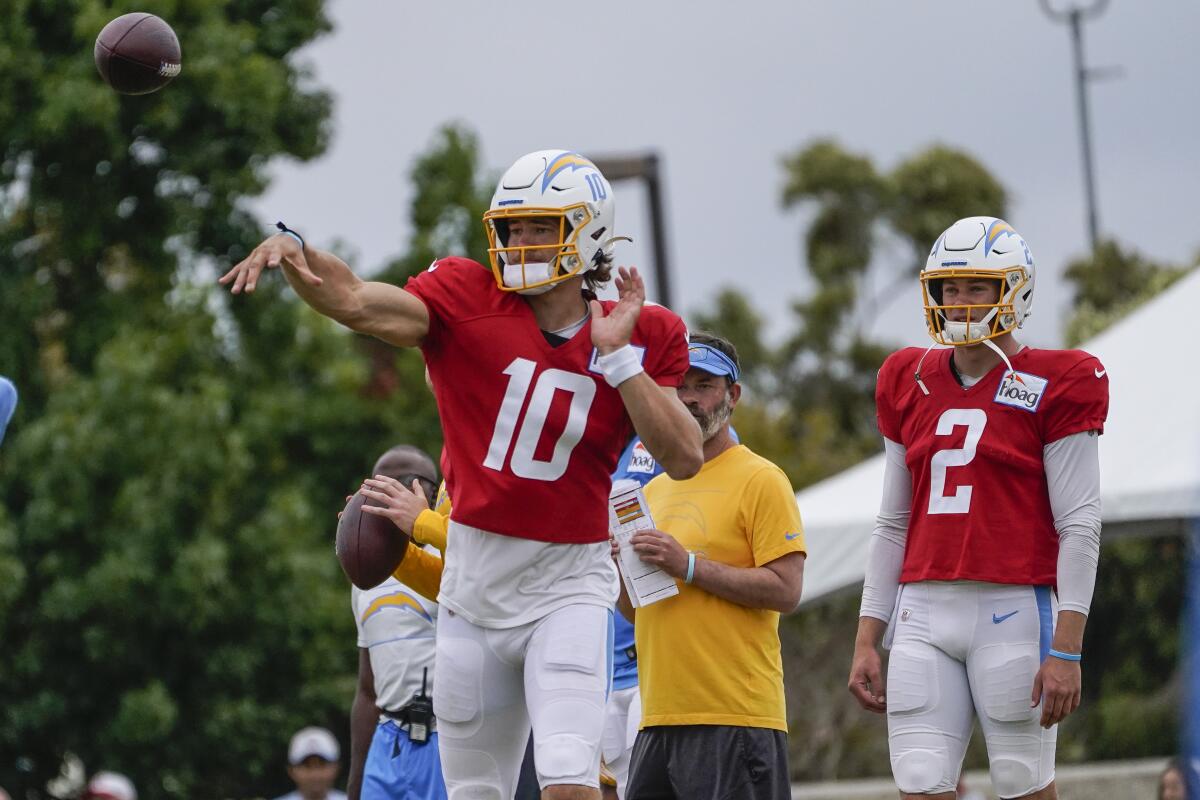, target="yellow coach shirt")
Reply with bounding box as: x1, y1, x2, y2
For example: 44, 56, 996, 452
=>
637, 444, 806, 731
